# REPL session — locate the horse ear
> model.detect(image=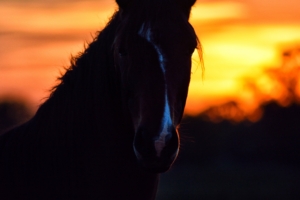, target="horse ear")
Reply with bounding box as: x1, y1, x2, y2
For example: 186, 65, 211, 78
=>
177, 0, 196, 17
187, 0, 197, 6
116, 0, 131, 9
